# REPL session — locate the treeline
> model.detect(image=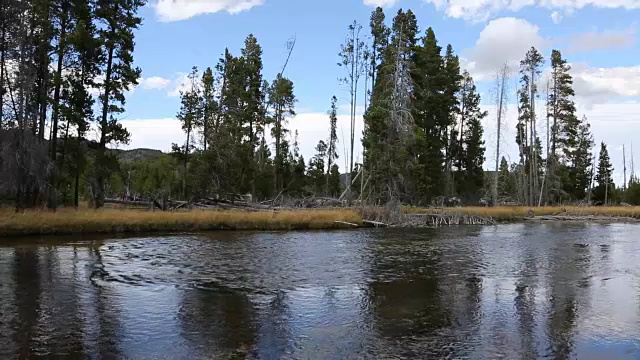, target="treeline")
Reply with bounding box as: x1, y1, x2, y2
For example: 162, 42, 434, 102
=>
167, 35, 342, 202
0, 0, 144, 209
362, 7, 638, 206
1, 2, 637, 210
